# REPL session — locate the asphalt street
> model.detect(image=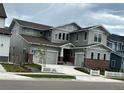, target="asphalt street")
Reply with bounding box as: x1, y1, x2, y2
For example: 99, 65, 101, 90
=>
0, 80, 123, 90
